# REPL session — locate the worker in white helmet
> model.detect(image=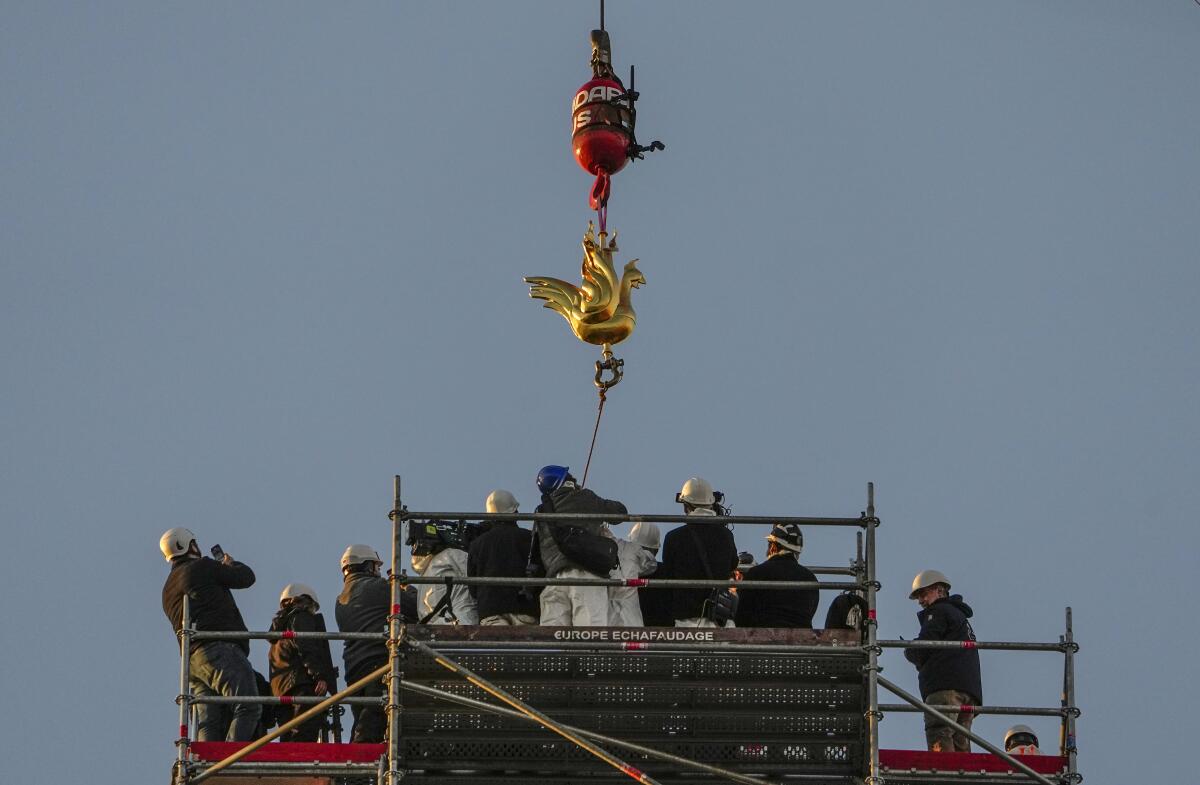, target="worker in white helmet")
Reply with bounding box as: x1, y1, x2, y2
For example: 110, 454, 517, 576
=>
905, 569, 983, 752
467, 490, 540, 625
334, 544, 396, 742
609, 522, 660, 626
159, 528, 262, 742
1004, 725, 1041, 755
662, 477, 737, 627
268, 584, 339, 741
